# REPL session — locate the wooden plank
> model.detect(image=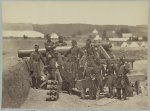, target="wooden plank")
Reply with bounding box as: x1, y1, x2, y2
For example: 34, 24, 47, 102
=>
99, 46, 111, 59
